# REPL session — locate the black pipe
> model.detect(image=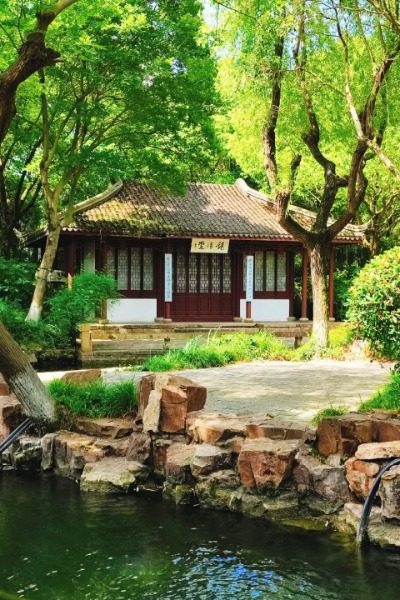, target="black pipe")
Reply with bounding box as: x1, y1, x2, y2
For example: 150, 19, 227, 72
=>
357, 456, 400, 545
0, 418, 32, 455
